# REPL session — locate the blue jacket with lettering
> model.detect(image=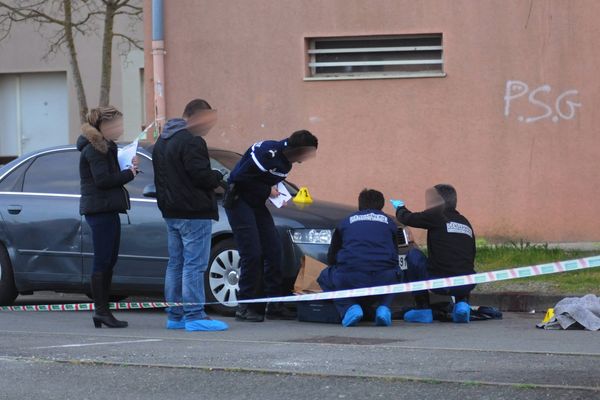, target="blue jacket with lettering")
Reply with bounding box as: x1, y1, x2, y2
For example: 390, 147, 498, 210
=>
327, 209, 399, 271
228, 140, 292, 207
